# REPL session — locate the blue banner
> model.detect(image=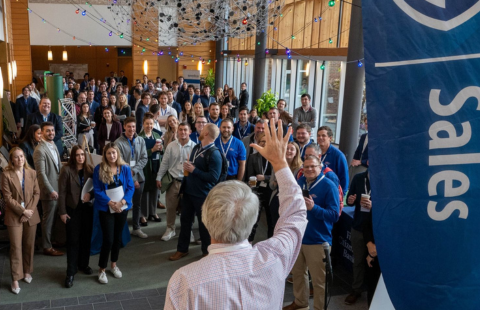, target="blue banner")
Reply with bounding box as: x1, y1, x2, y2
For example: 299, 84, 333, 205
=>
363, 1, 480, 309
